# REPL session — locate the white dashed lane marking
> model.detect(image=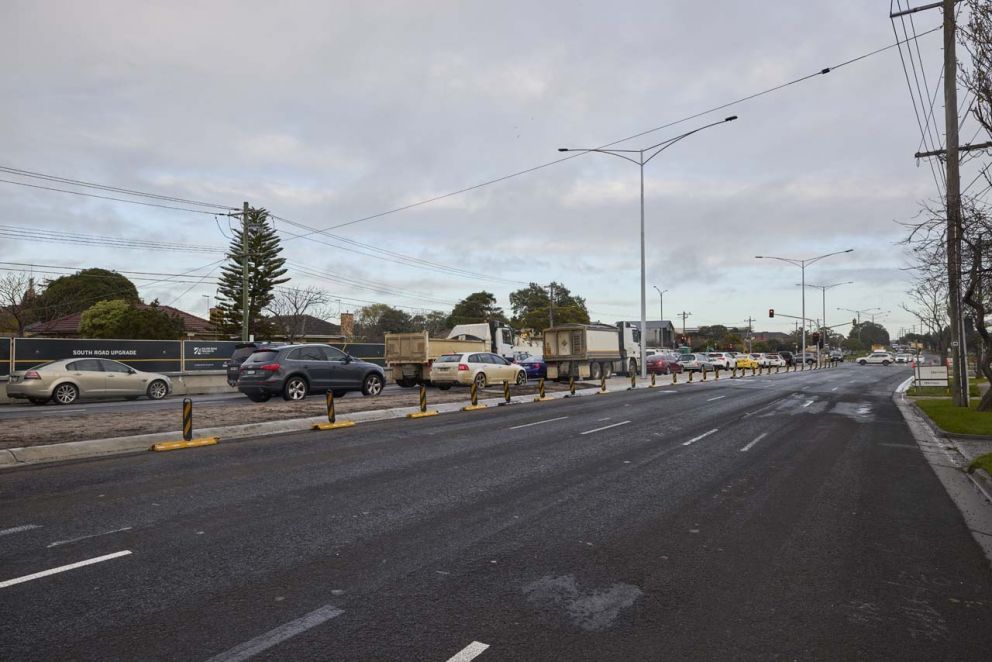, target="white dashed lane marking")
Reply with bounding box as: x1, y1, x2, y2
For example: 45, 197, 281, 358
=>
446, 641, 490, 661
741, 432, 768, 452
580, 421, 631, 435
0, 550, 132, 589
509, 416, 568, 430
205, 605, 344, 662
682, 429, 719, 446
0, 524, 40, 537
